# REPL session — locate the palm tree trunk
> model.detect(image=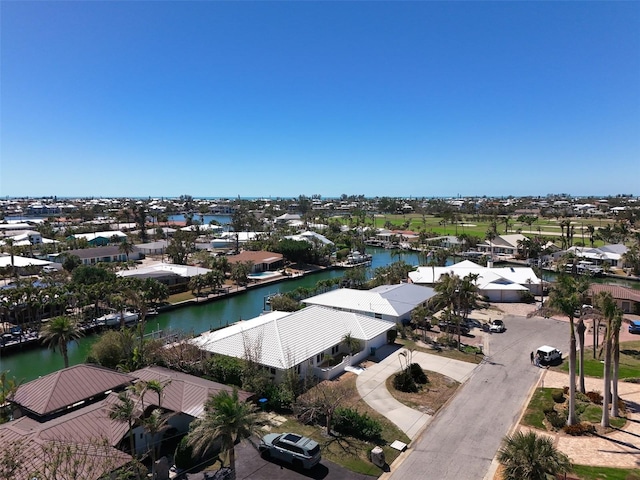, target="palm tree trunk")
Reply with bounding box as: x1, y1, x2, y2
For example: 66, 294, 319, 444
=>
62, 343, 70, 369
567, 319, 578, 426
601, 330, 612, 428
577, 318, 586, 394
611, 333, 620, 417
